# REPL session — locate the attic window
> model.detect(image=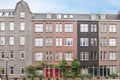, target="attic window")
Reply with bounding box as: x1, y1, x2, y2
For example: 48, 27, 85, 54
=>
0, 13, 3, 16
6, 12, 10, 16
69, 15, 73, 18
47, 14, 52, 19
57, 14, 61, 19
20, 12, 25, 18
64, 15, 68, 18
